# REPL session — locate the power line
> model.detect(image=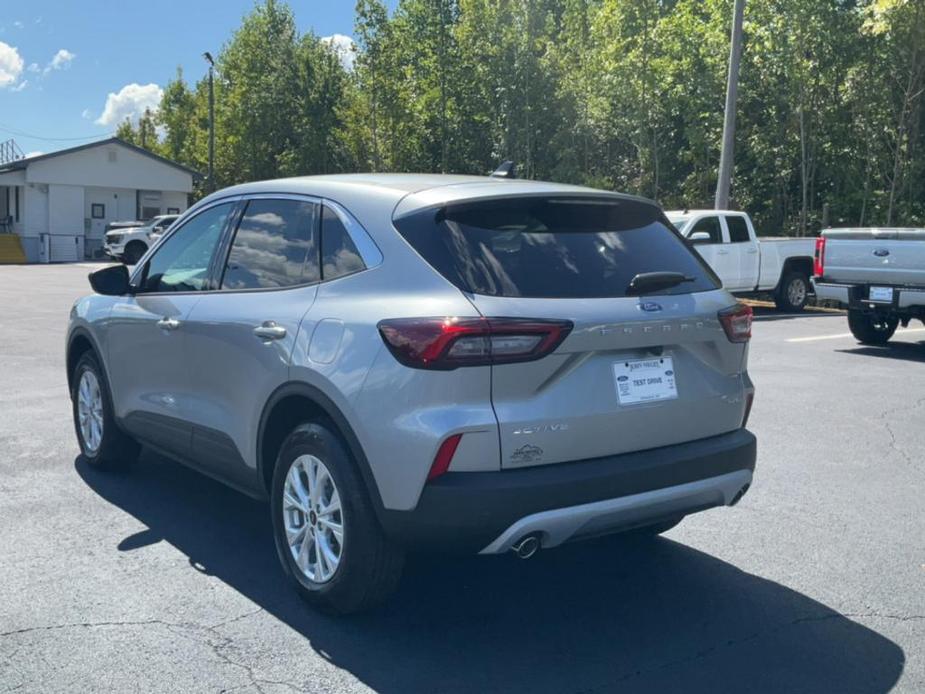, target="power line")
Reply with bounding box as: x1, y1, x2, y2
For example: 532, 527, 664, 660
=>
0, 122, 113, 142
